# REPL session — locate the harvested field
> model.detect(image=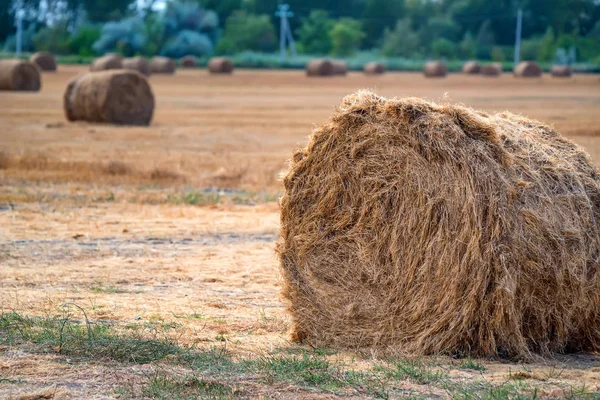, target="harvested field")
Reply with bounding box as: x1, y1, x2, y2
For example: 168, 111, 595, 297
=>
1, 66, 600, 399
